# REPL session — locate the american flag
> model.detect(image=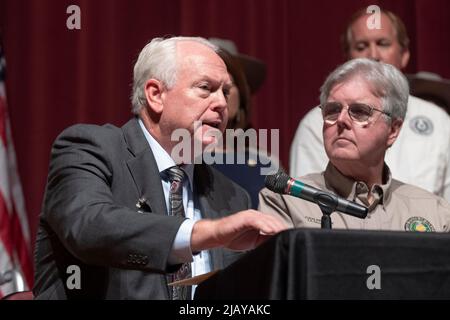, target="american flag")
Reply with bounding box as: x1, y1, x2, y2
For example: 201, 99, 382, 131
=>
0, 40, 33, 297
